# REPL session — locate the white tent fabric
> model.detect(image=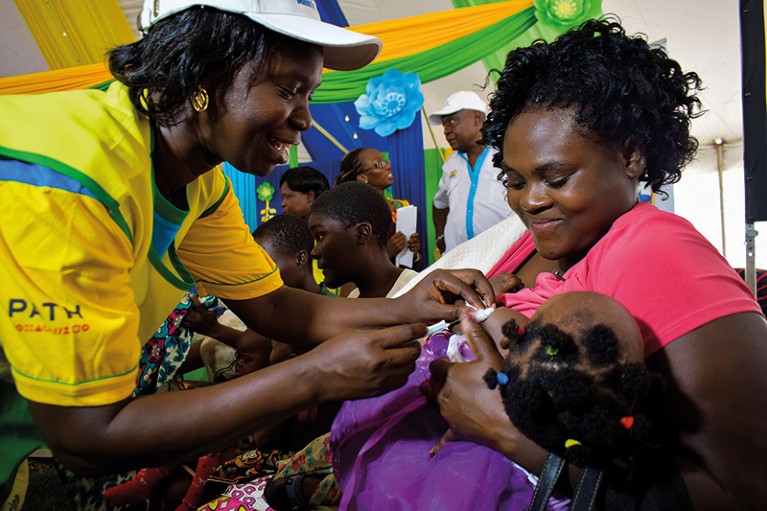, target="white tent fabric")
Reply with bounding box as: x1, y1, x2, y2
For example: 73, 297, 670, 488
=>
0, 0, 764, 268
